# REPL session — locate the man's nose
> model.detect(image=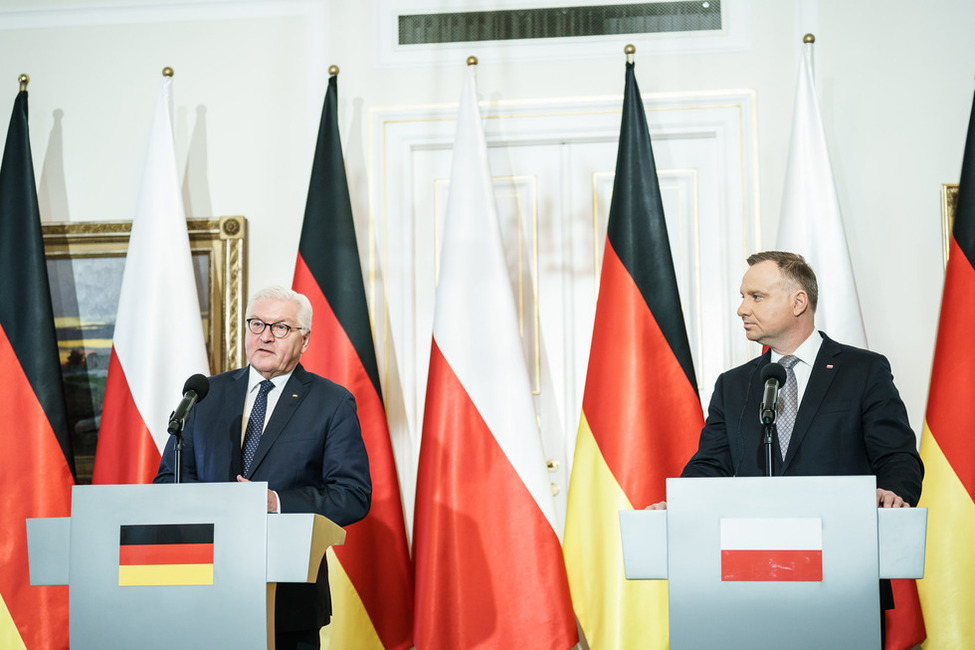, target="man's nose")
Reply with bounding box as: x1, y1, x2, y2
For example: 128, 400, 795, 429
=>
737, 300, 748, 317
260, 328, 275, 343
